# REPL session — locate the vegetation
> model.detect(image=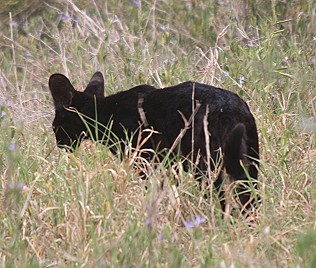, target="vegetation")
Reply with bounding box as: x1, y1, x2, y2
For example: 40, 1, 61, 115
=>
0, 0, 315, 266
